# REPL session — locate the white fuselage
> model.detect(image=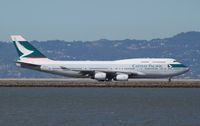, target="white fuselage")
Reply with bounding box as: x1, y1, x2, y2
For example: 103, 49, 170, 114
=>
17, 58, 189, 80
11, 35, 190, 81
